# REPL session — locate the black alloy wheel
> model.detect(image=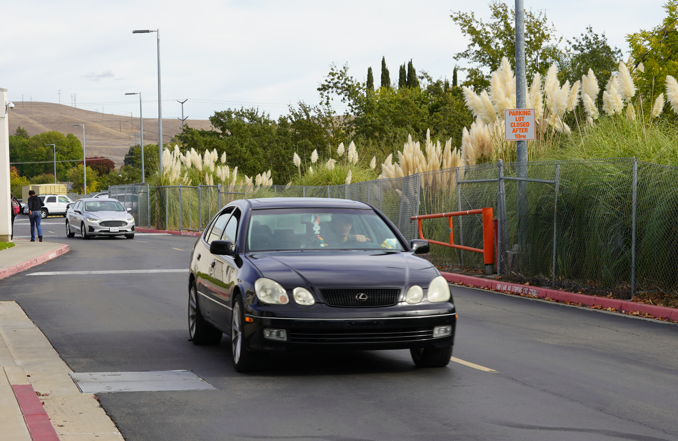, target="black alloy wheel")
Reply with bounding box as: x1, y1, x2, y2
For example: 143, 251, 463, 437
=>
410, 346, 453, 368
188, 283, 222, 345
66, 220, 75, 238
231, 296, 258, 373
